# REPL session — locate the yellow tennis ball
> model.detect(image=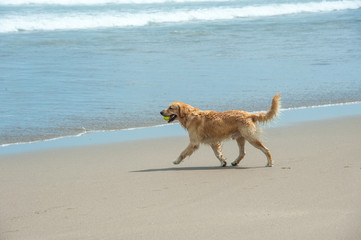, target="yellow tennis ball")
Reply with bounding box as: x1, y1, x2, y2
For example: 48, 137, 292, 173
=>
163, 116, 170, 121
